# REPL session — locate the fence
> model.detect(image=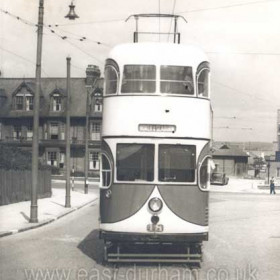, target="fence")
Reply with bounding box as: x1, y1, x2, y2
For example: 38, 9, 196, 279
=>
0, 169, 51, 206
